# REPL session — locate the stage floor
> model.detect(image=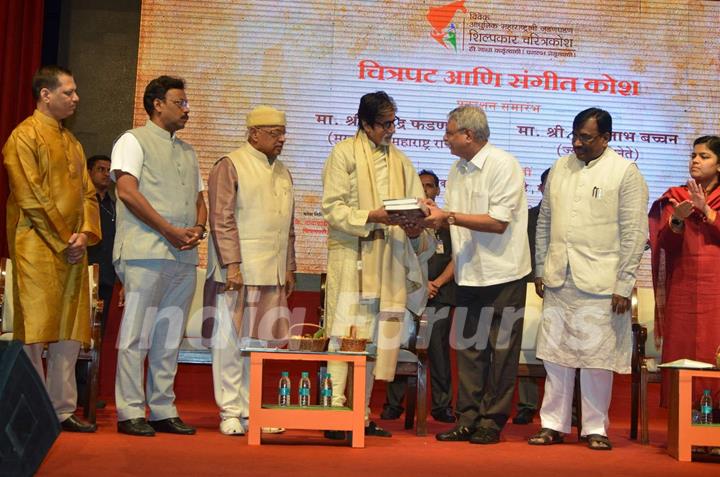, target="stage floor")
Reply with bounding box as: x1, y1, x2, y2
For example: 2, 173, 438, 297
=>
38, 365, 717, 476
